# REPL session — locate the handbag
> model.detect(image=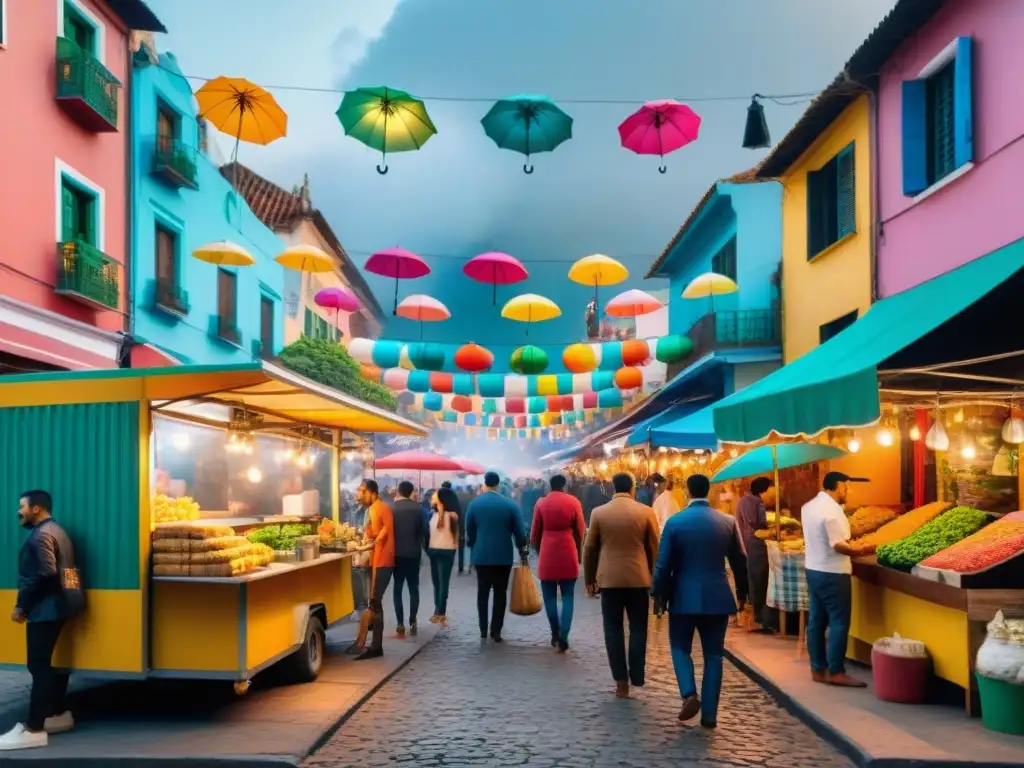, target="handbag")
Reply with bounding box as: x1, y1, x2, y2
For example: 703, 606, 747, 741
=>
509, 557, 542, 616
